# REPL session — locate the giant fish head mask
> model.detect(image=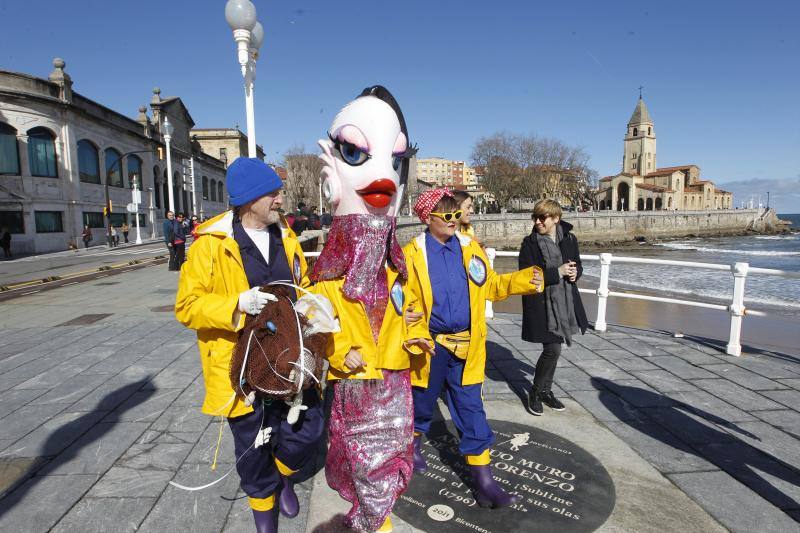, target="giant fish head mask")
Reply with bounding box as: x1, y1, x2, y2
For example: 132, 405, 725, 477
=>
318, 88, 416, 217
